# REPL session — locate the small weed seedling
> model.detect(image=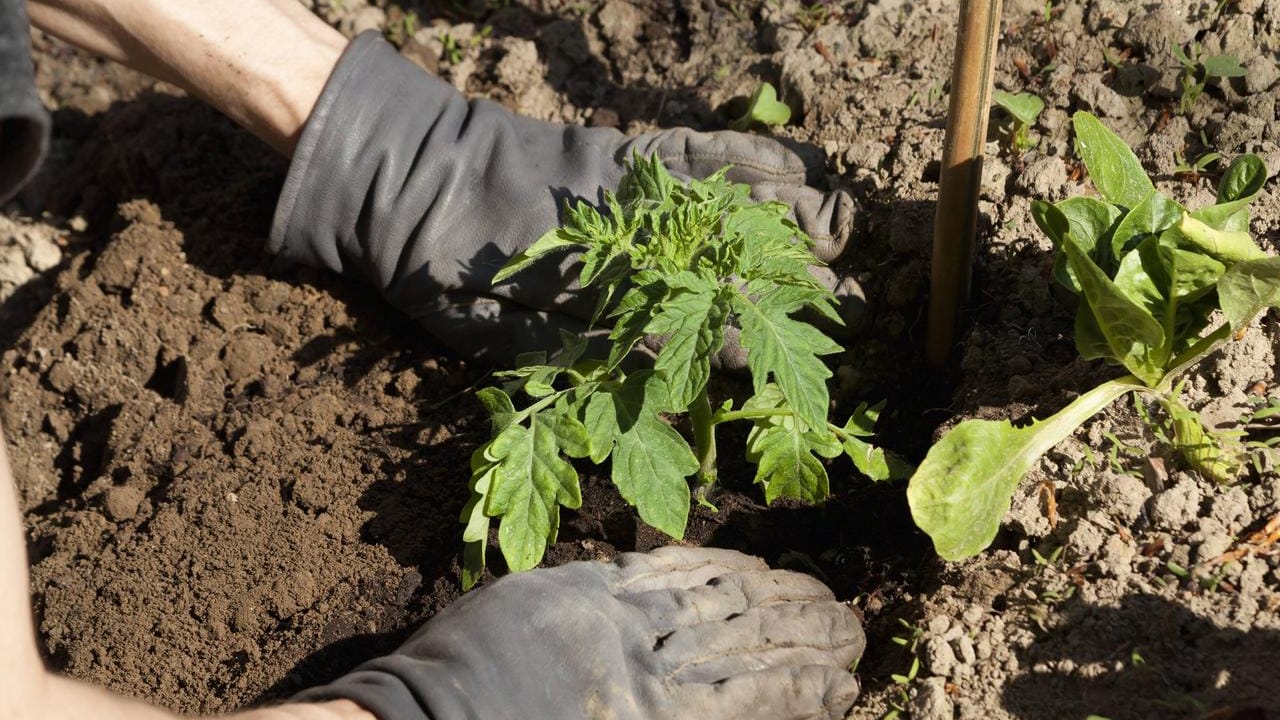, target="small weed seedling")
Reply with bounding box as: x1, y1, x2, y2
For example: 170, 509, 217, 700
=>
908, 111, 1280, 561
883, 618, 924, 720
461, 155, 906, 585
730, 82, 791, 131
992, 90, 1045, 155
1173, 150, 1221, 181
1172, 42, 1246, 114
